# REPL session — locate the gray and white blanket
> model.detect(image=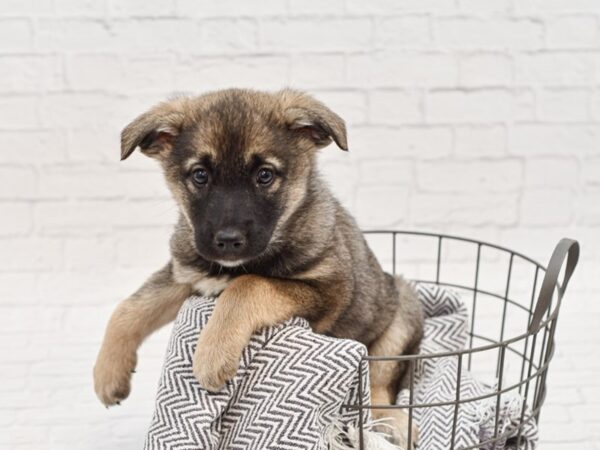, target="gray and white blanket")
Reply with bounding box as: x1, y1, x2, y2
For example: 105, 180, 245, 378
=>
145, 283, 538, 449
144, 296, 372, 450
397, 284, 538, 450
